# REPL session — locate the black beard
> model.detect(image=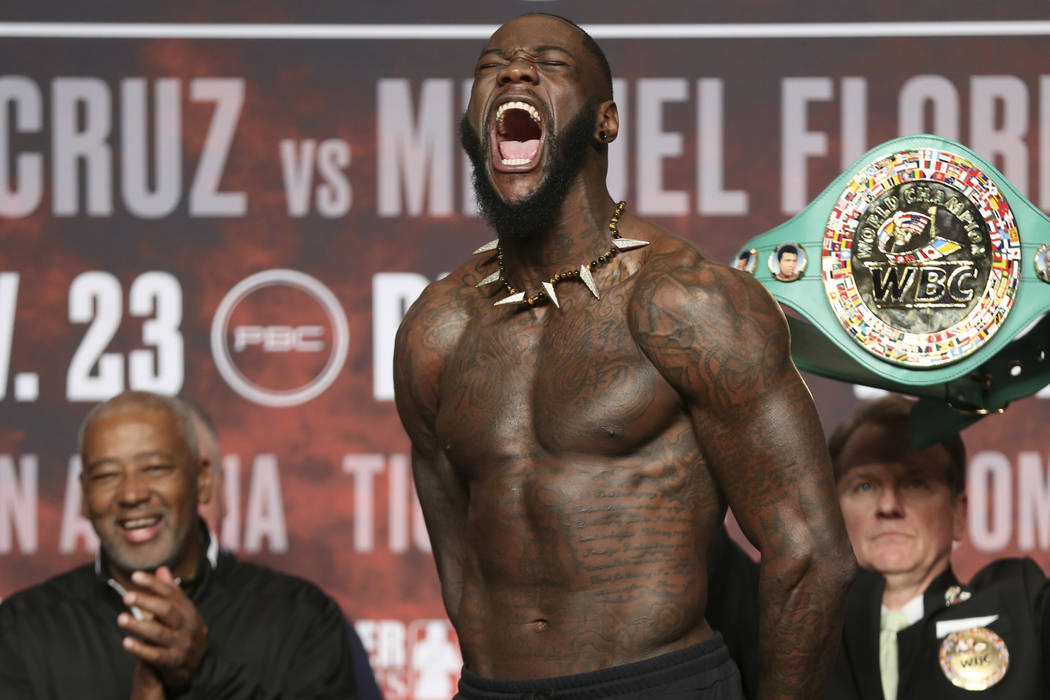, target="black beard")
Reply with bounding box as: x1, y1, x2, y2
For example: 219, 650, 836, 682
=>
460, 108, 595, 239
